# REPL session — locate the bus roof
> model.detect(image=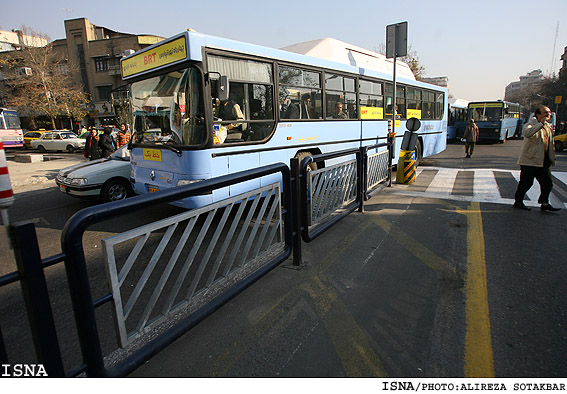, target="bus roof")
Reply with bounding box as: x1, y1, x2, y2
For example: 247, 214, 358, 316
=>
468, 100, 520, 106
122, 31, 447, 93
449, 98, 469, 108
280, 37, 416, 80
